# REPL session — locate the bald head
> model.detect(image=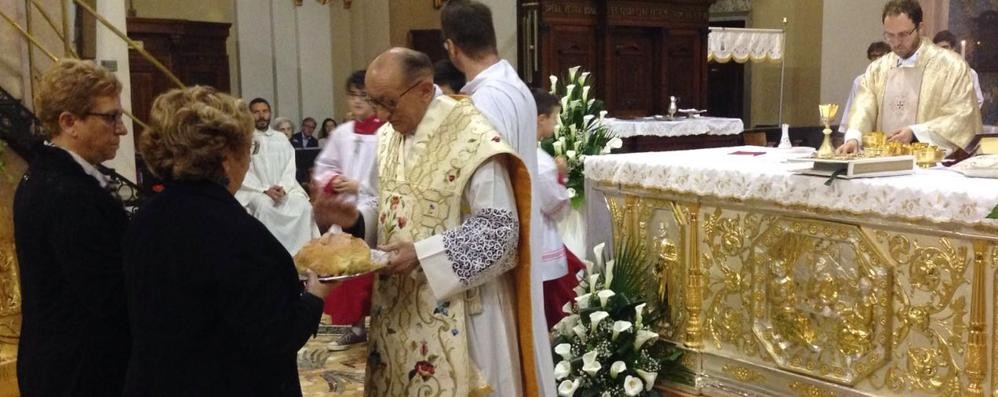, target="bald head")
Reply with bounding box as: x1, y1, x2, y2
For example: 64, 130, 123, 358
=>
368, 47, 433, 91
365, 48, 436, 135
